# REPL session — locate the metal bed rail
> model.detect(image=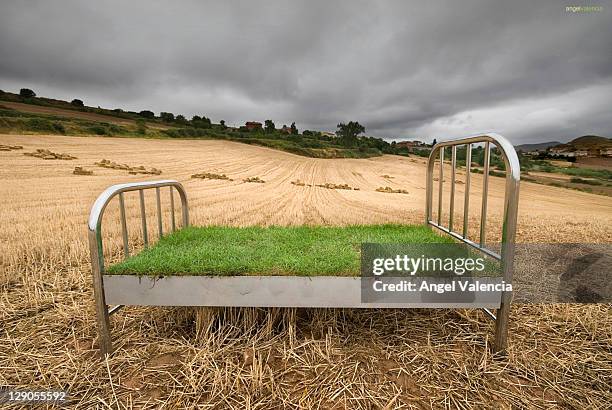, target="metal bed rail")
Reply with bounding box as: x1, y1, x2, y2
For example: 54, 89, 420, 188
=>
88, 180, 189, 356
425, 133, 520, 352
